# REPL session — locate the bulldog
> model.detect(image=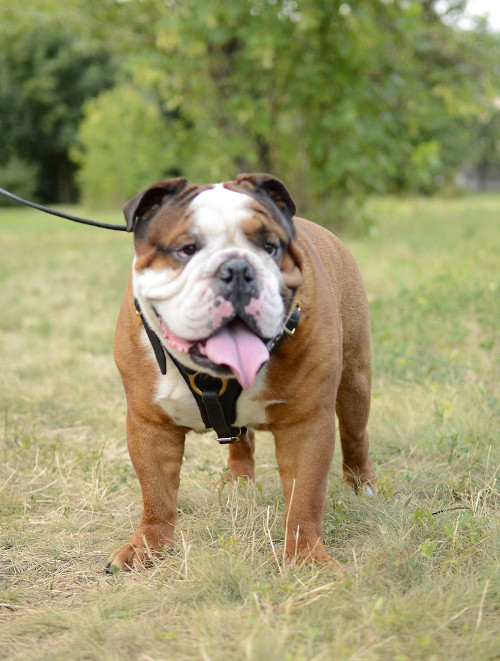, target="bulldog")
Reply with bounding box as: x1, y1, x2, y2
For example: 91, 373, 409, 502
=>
107, 173, 377, 572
